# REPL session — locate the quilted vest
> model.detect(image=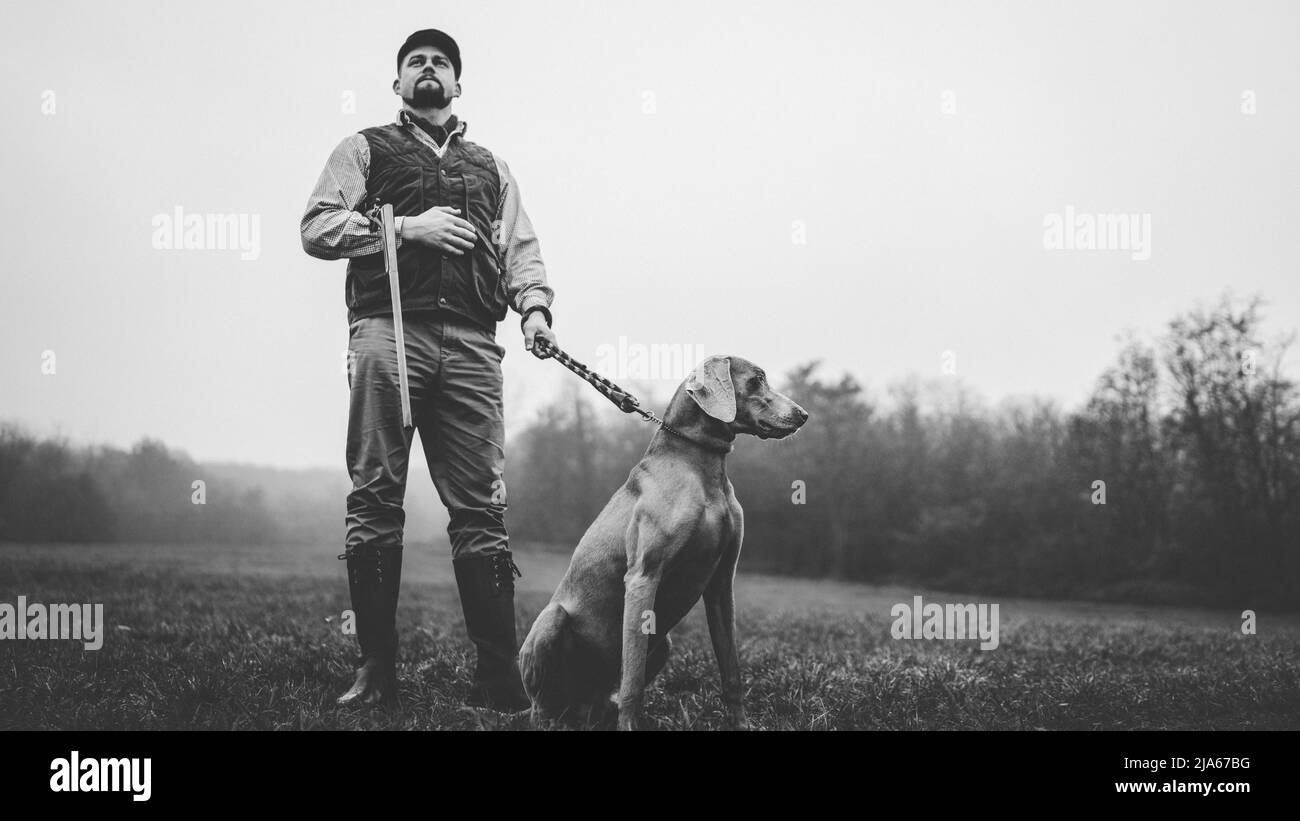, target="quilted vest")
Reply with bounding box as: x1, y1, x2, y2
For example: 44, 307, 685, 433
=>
345, 122, 507, 330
